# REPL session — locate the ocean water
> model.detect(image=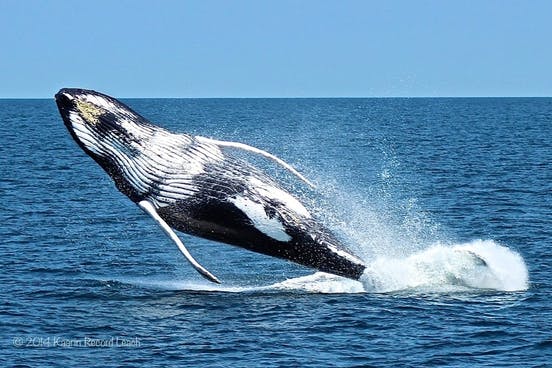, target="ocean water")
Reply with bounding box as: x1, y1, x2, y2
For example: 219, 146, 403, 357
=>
1, 97, 550, 366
